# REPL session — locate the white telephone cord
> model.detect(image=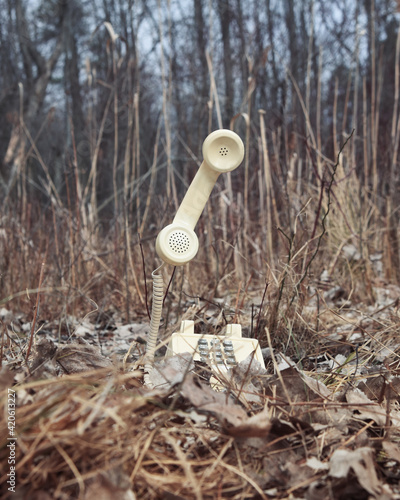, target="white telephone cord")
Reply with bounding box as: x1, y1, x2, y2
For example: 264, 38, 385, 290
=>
143, 264, 164, 387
